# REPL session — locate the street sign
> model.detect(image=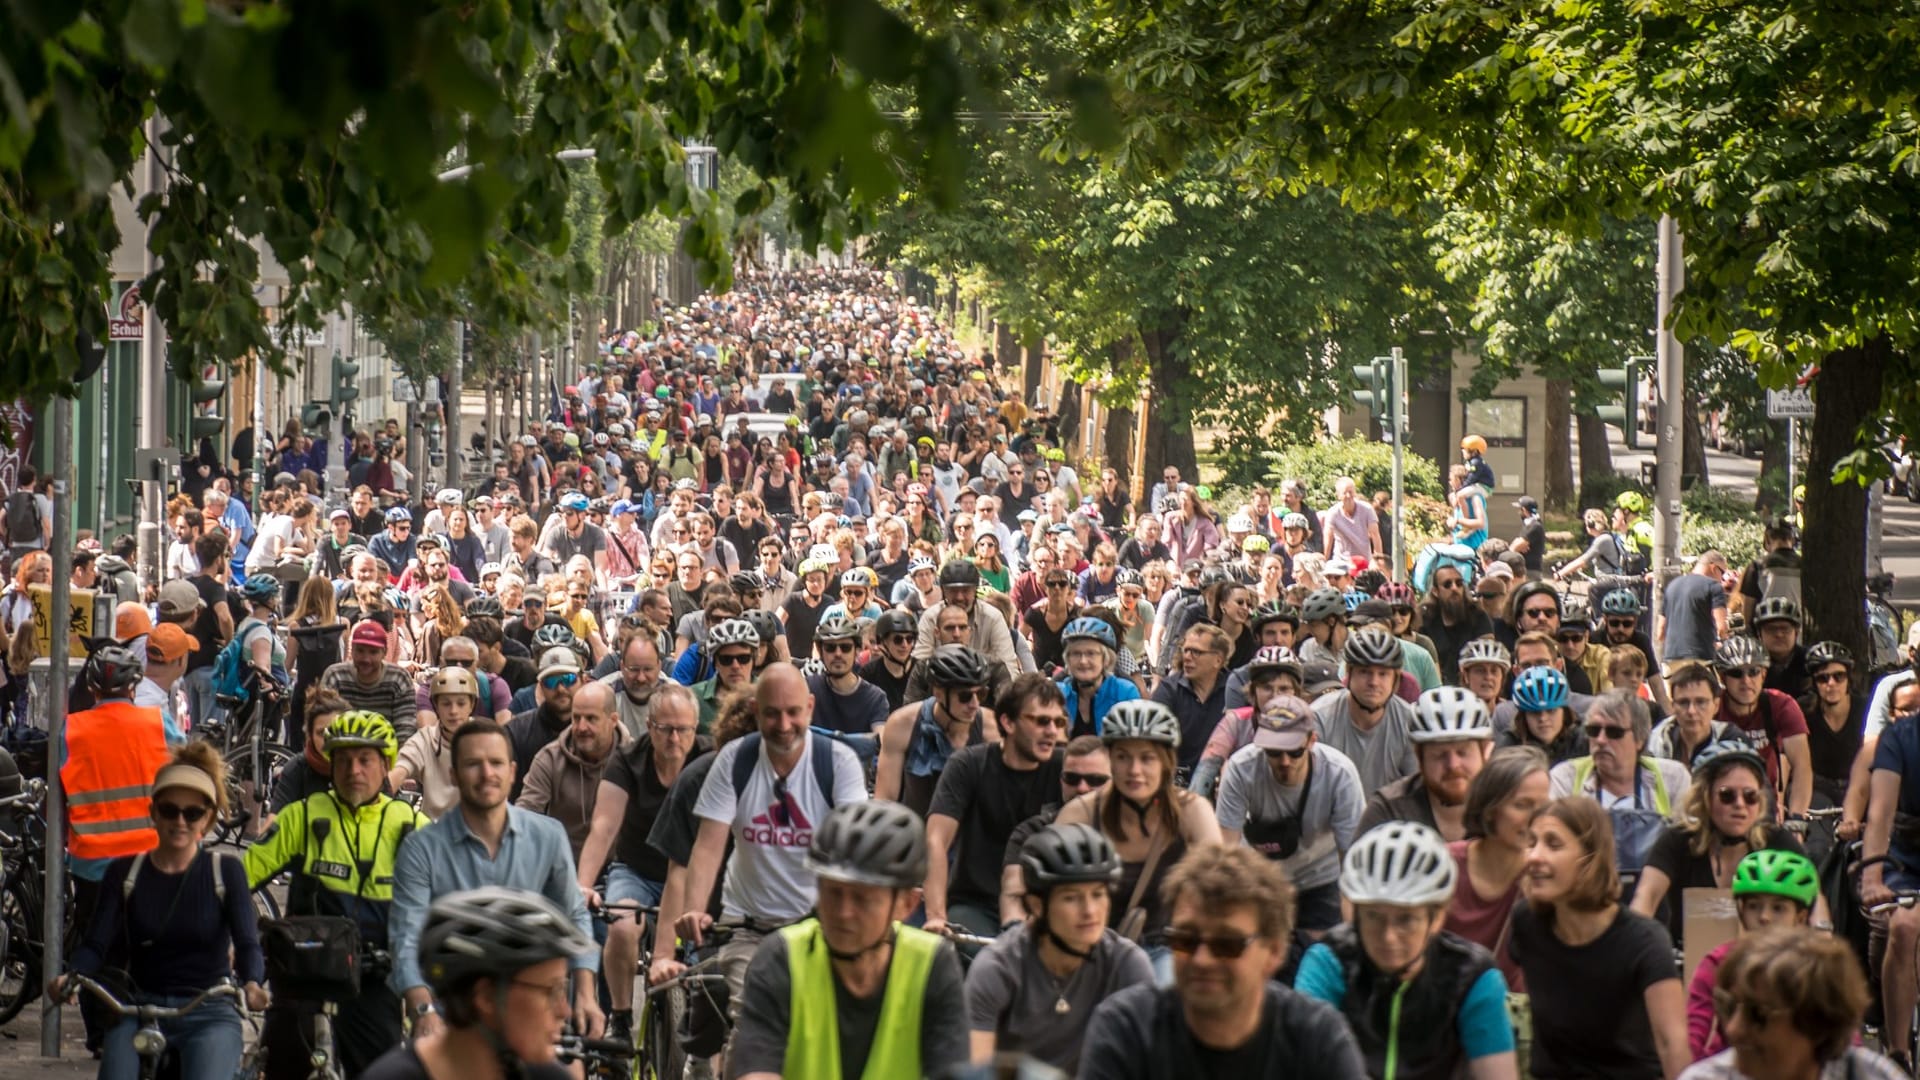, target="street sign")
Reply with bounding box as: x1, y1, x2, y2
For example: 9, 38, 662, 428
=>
393, 377, 418, 403
1767, 387, 1814, 419
109, 283, 145, 341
